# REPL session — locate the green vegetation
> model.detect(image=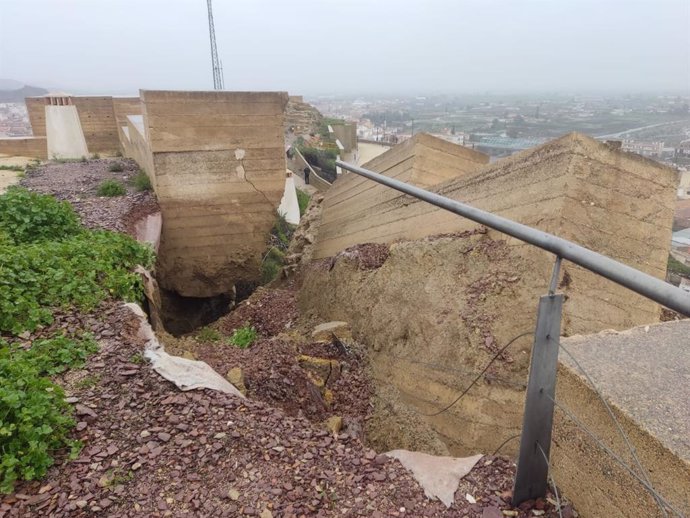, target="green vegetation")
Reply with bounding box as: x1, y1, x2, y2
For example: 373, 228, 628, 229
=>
298, 145, 338, 180
75, 373, 100, 389
25, 159, 41, 172
51, 157, 83, 164
261, 247, 285, 284
0, 187, 153, 492
318, 117, 346, 139
108, 162, 124, 173
0, 165, 23, 172
97, 179, 126, 197
227, 325, 257, 349
0, 334, 97, 492
0, 186, 80, 245
260, 213, 296, 284
91, 153, 100, 160
0, 187, 154, 334
131, 170, 152, 192
668, 254, 690, 277
197, 326, 221, 342
129, 352, 144, 364
296, 189, 311, 216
